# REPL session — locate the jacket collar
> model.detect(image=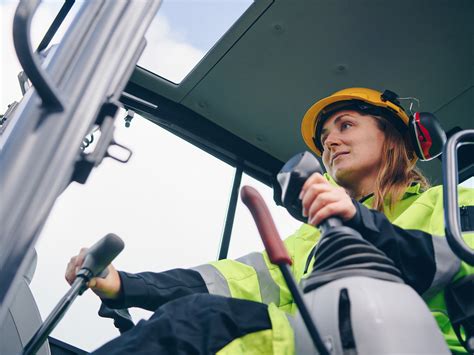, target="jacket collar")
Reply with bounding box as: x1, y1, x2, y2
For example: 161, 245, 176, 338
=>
323, 173, 422, 204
